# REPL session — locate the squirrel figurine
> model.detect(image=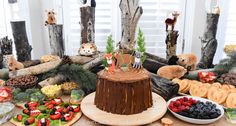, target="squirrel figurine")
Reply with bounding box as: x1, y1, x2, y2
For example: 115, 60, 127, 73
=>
7, 55, 24, 71
45, 9, 57, 26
